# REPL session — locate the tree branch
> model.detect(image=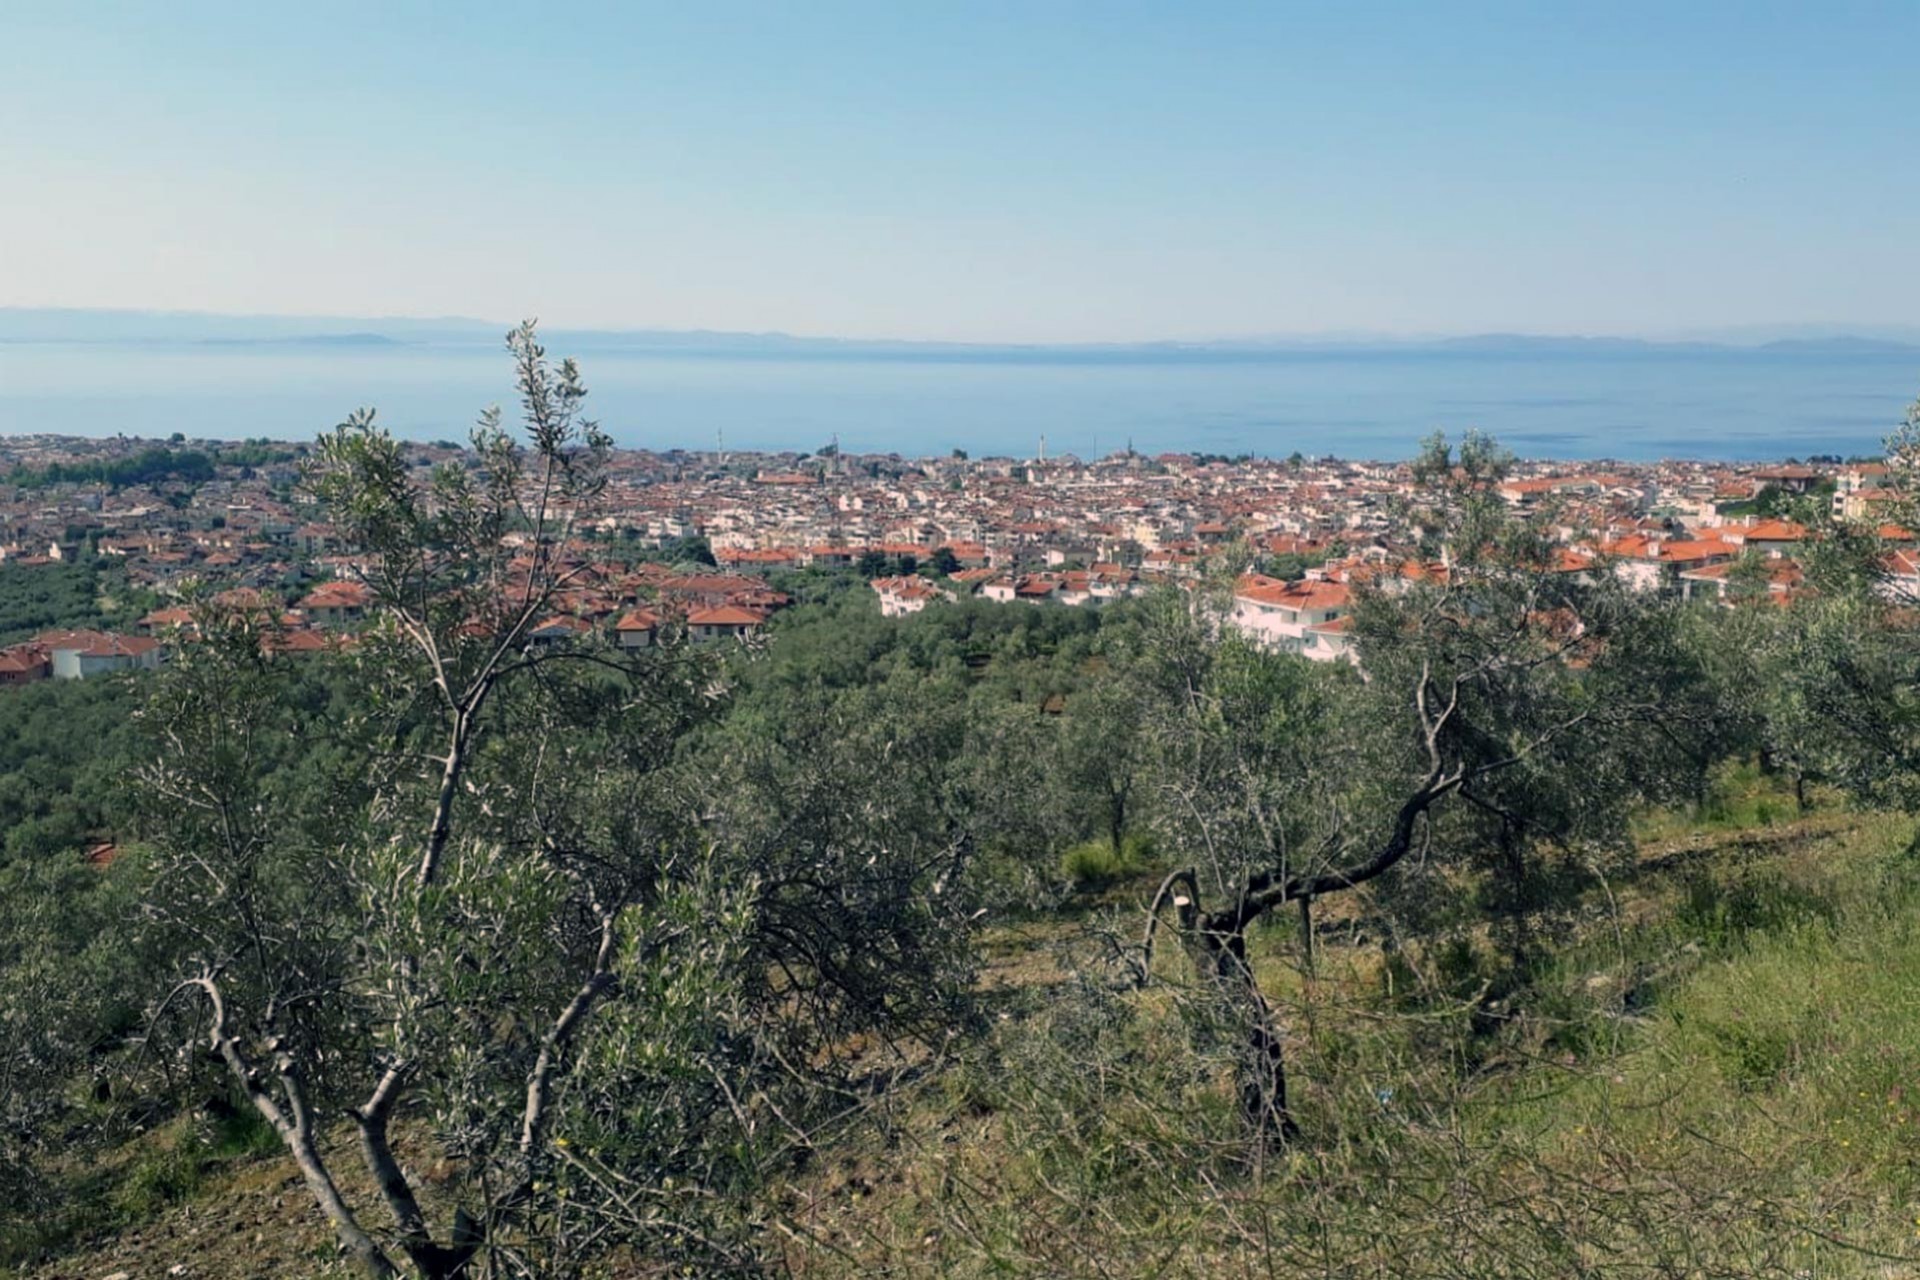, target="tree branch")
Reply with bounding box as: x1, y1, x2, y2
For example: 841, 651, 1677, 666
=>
179, 971, 398, 1279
